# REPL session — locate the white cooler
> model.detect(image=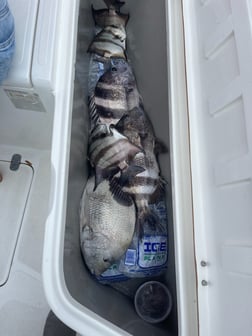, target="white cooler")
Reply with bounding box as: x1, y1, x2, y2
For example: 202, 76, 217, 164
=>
41, 0, 252, 336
